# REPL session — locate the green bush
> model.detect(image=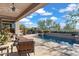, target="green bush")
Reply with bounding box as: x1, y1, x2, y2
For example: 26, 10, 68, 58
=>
0, 30, 9, 44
